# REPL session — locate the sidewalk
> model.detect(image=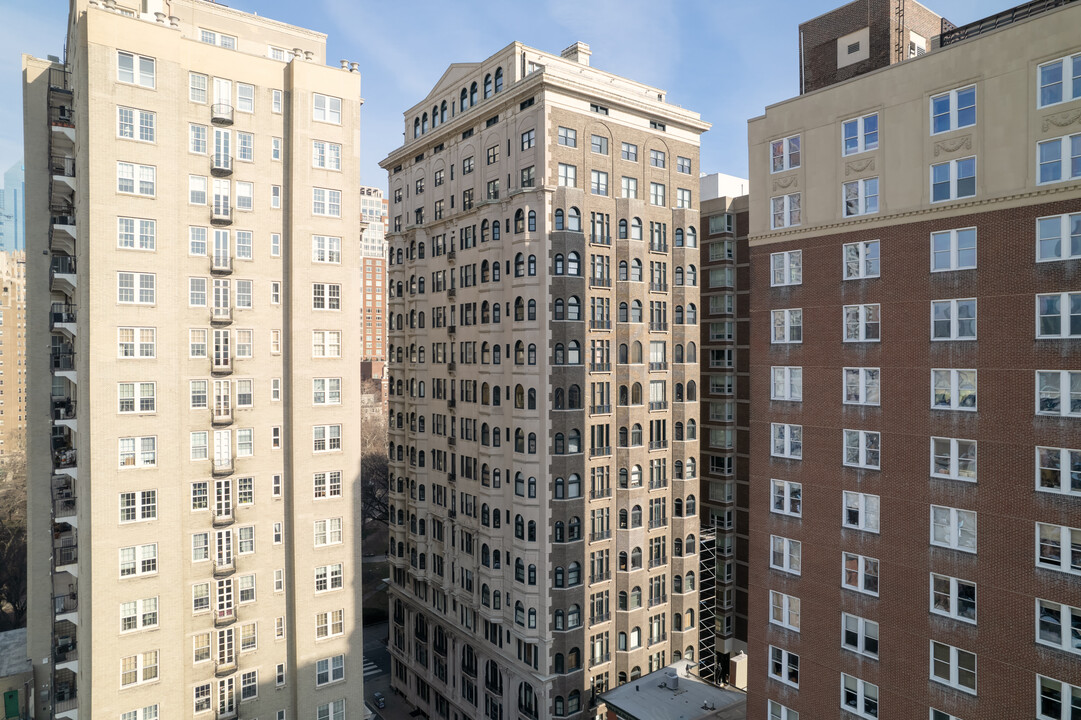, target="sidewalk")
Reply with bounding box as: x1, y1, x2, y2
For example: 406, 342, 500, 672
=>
366, 671, 420, 720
